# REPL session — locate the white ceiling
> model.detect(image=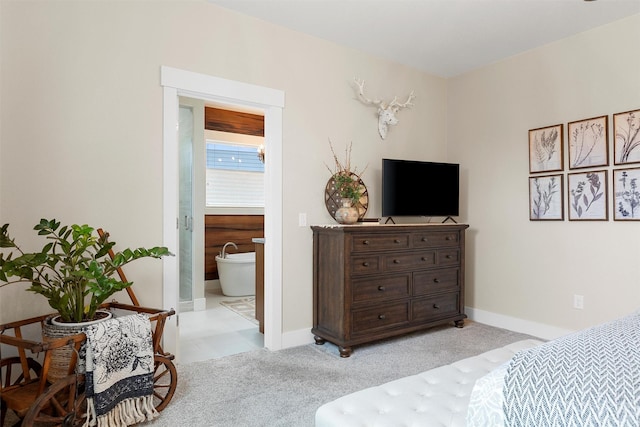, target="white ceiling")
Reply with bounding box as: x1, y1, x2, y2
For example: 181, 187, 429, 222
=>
209, 0, 640, 77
